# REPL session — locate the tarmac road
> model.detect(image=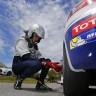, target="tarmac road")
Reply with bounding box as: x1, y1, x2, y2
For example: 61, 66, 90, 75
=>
0, 82, 96, 96
0, 82, 63, 96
